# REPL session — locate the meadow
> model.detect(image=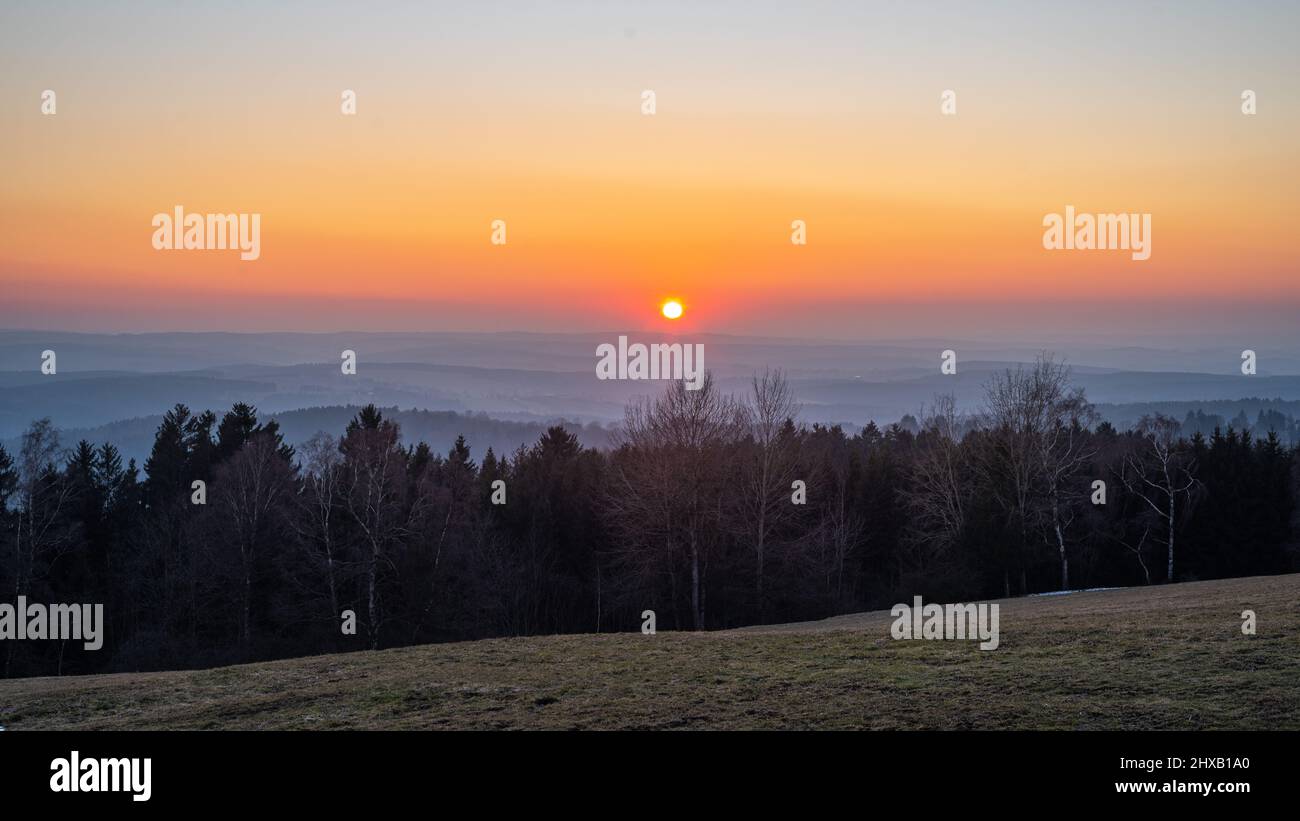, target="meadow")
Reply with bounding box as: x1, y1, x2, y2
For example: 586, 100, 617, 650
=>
1, 574, 1295, 730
